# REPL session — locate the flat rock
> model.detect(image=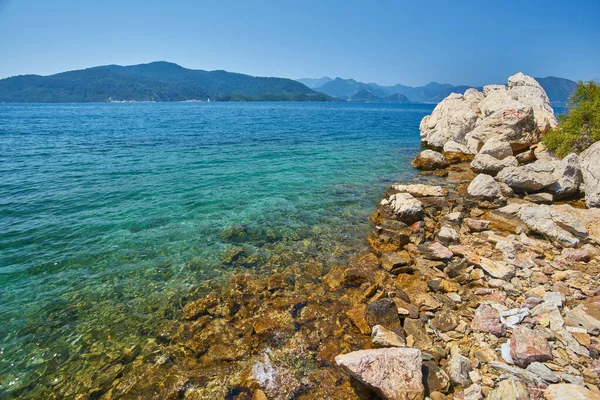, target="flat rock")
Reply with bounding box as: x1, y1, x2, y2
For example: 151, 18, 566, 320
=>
544, 383, 600, 400
418, 242, 454, 261
380, 251, 412, 271
470, 153, 518, 175
412, 150, 449, 171
496, 161, 557, 192
564, 303, 600, 335
465, 218, 491, 232
371, 325, 406, 348
422, 361, 450, 393
510, 326, 553, 367
526, 361, 559, 383
479, 257, 515, 281
335, 348, 425, 400
487, 379, 529, 400
437, 225, 460, 246
389, 183, 446, 197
